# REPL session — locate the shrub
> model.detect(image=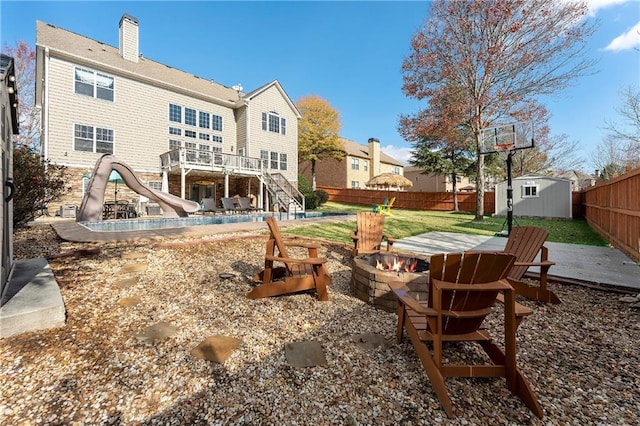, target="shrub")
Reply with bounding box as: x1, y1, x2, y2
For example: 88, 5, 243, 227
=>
304, 192, 320, 210
298, 174, 312, 195
314, 189, 329, 205
12, 145, 71, 226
